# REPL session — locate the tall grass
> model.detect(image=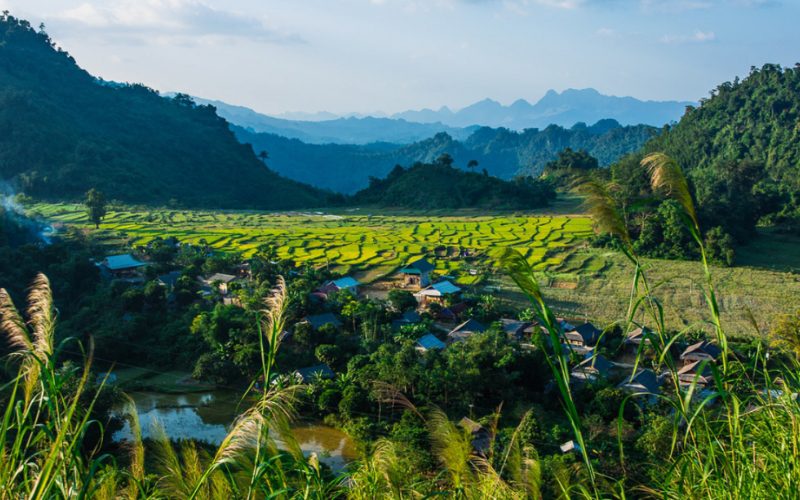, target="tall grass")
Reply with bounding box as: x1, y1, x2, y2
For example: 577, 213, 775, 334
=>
0, 275, 331, 499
